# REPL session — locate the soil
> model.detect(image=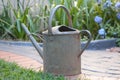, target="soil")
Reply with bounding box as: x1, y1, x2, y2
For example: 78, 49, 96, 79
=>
106, 47, 120, 53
